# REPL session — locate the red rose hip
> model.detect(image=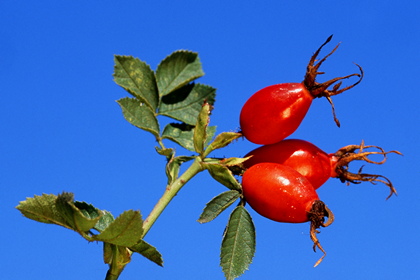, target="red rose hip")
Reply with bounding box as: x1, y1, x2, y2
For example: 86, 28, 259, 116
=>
240, 35, 363, 145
